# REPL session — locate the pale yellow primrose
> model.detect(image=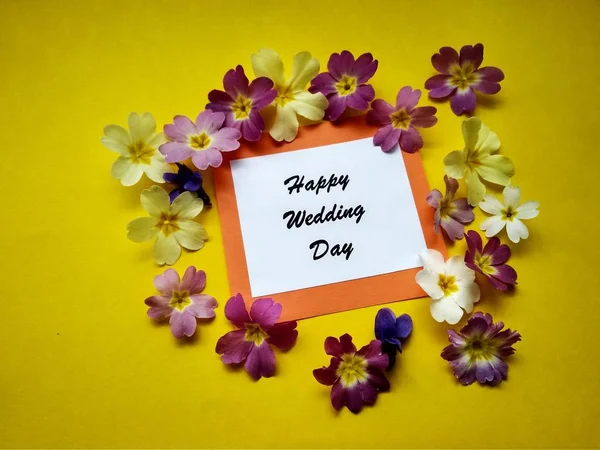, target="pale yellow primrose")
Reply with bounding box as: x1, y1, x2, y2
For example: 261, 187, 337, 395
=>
444, 117, 514, 206
101, 112, 174, 186
251, 49, 328, 142
127, 186, 207, 266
